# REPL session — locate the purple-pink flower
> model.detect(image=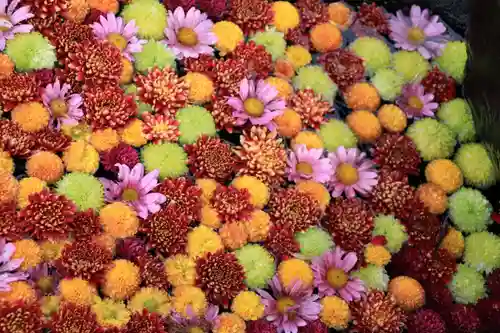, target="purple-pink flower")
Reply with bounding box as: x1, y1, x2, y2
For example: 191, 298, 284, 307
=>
170, 304, 219, 332
311, 247, 365, 301
0, 0, 33, 50
100, 163, 167, 219
92, 12, 146, 61
286, 144, 332, 184
389, 5, 447, 59
0, 238, 27, 291
228, 78, 286, 131
397, 83, 438, 118
42, 79, 83, 129
328, 146, 378, 198
163, 7, 217, 59
256, 275, 321, 333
